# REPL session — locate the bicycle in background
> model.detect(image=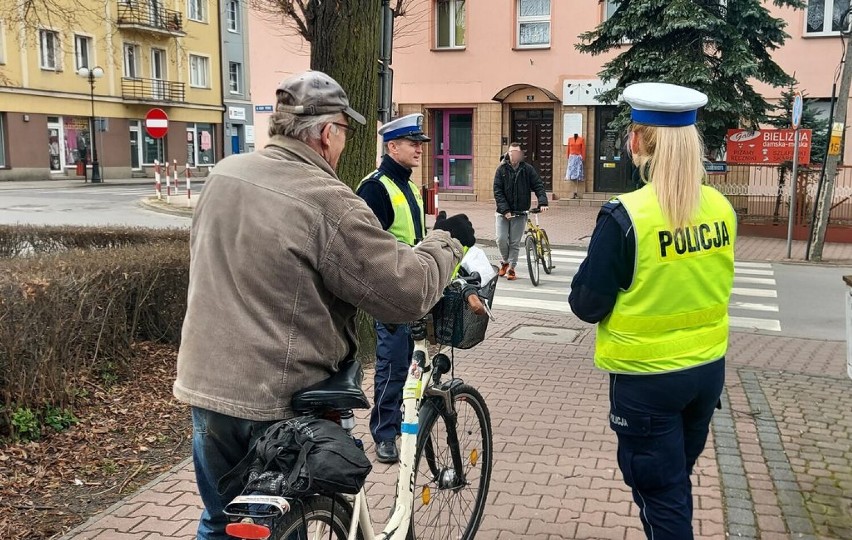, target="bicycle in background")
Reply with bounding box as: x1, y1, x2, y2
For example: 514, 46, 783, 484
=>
224, 272, 497, 540
519, 208, 554, 287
